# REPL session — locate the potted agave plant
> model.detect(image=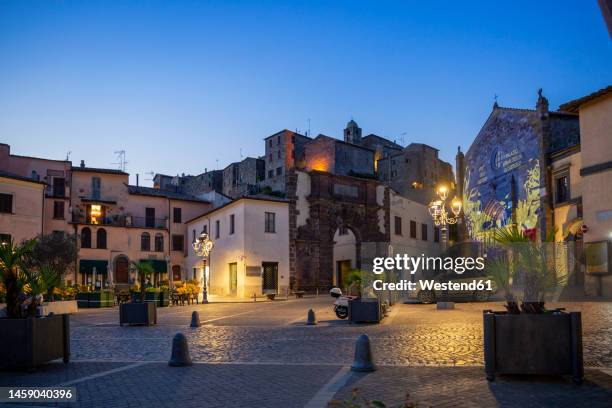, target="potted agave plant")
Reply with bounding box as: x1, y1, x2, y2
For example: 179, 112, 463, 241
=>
119, 261, 157, 326
483, 227, 583, 384
0, 239, 70, 370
